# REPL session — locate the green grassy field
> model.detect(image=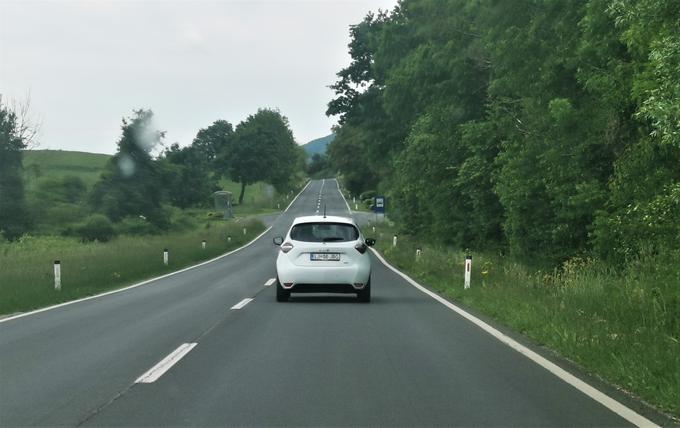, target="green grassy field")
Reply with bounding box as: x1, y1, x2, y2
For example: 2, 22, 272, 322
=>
217, 179, 285, 215
368, 221, 679, 418
21, 149, 286, 216
1, 150, 295, 317
23, 150, 111, 190
0, 218, 265, 316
